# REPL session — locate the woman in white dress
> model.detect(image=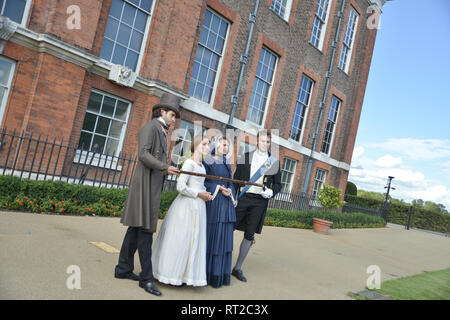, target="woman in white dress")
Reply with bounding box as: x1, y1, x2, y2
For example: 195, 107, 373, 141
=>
152, 135, 213, 286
